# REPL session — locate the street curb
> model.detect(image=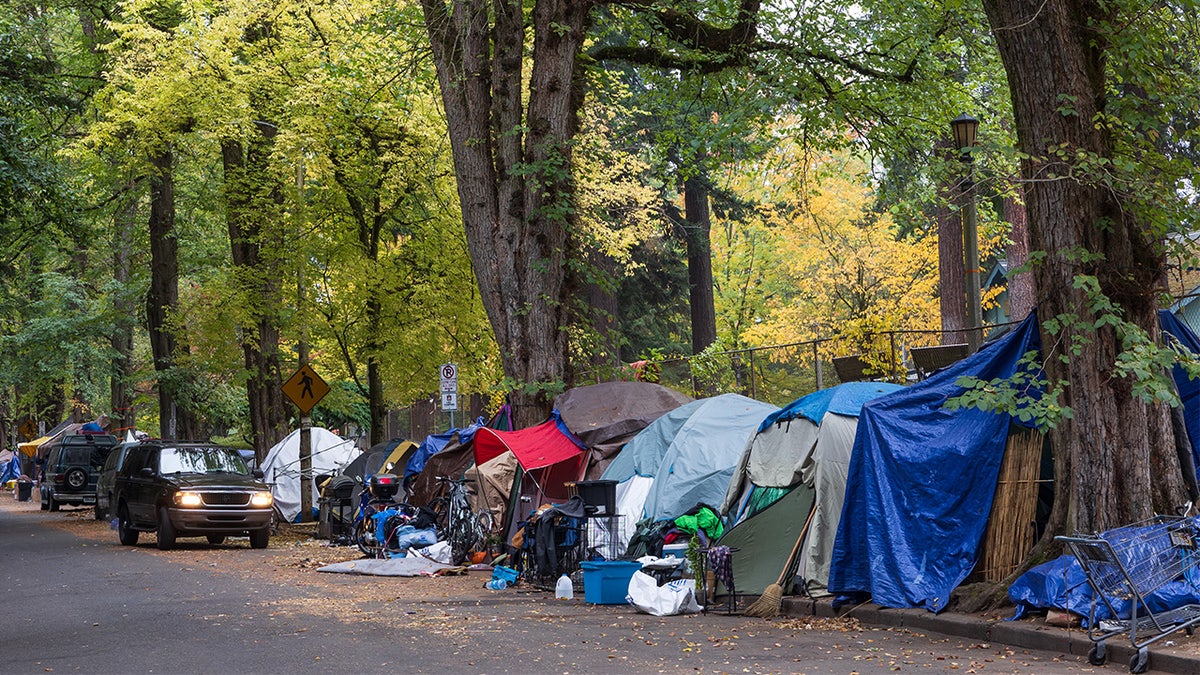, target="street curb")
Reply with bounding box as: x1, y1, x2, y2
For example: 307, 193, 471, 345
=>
779, 596, 1200, 674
